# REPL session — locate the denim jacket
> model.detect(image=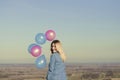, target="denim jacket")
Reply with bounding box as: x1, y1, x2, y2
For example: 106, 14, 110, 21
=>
46, 52, 67, 80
